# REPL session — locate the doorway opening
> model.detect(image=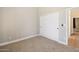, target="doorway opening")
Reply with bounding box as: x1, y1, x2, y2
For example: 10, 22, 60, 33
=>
68, 8, 79, 48
72, 18, 79, 33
